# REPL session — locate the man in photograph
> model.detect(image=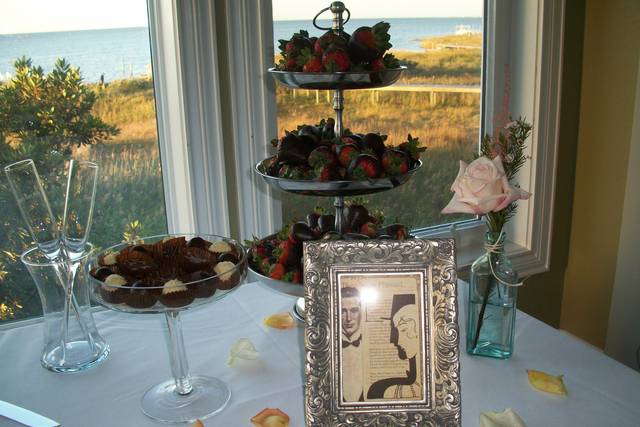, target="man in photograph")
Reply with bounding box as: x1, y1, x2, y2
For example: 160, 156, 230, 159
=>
341, 286, 365, 402
367, 293, 423, 400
